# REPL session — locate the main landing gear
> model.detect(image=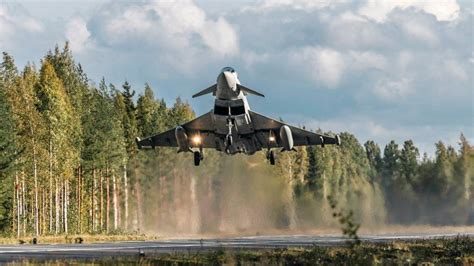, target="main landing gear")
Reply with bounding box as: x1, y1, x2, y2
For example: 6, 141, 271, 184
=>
193, 150, 204, 166
225, 135, 233, 149
194, 146, 204, 166
266, 149, 276, 165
